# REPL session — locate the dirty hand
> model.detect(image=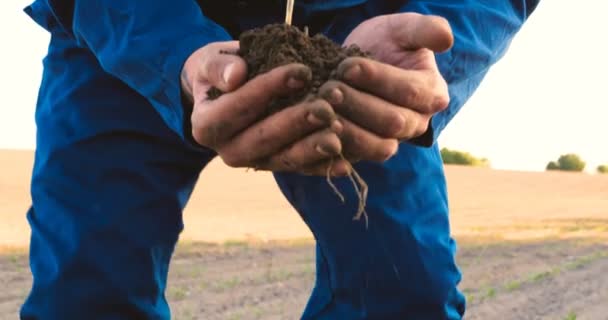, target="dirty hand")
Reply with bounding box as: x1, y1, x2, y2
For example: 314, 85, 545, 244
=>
181, 41, 350, 176
319, 12, 453, 161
